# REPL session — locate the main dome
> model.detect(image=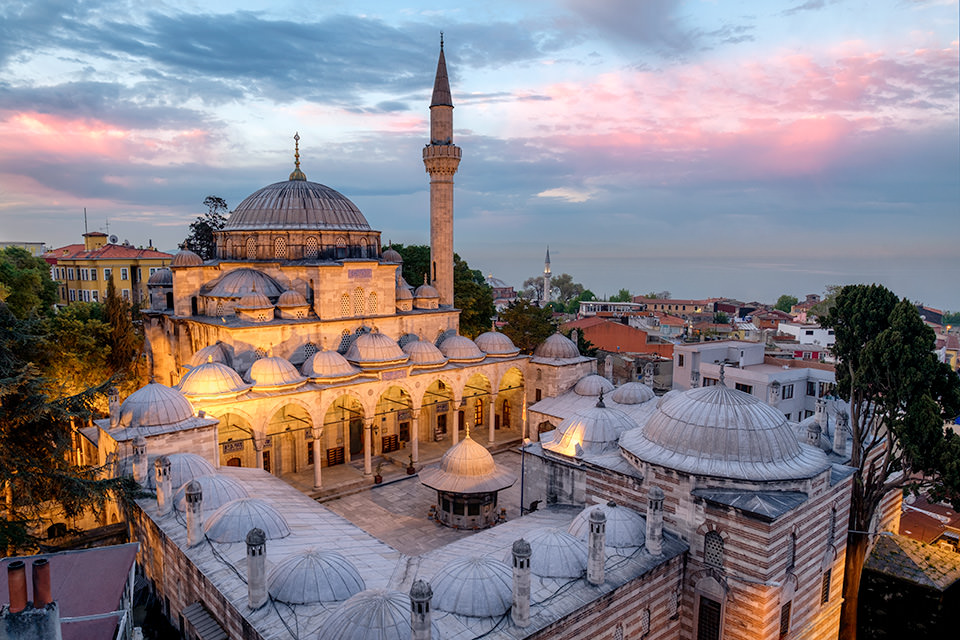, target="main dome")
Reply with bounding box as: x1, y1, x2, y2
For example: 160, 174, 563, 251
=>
225, 180, 370, 232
